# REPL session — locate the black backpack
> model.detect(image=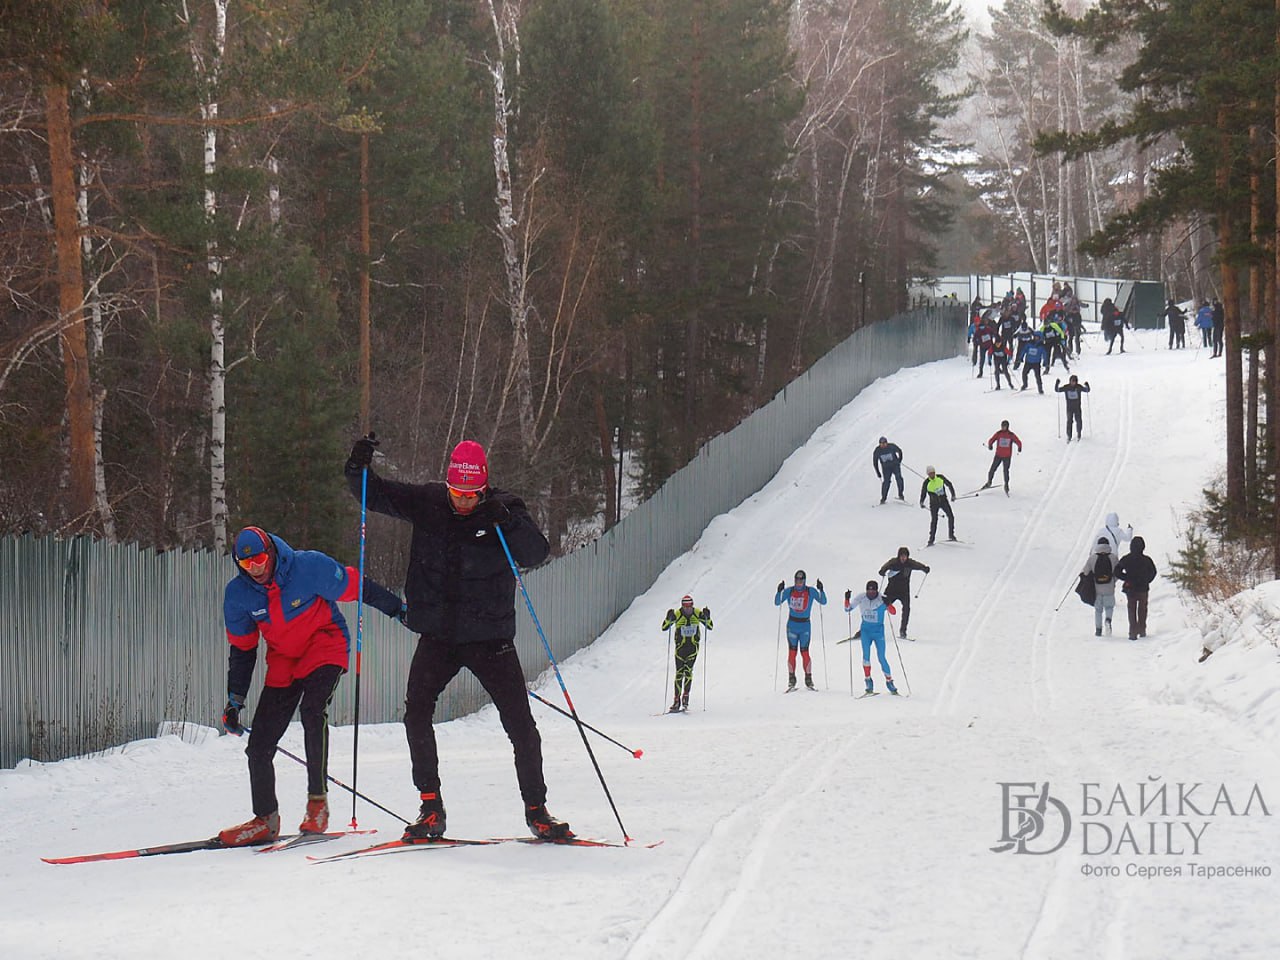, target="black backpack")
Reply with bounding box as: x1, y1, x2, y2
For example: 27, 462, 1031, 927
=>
1093, 553, 1113, 584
